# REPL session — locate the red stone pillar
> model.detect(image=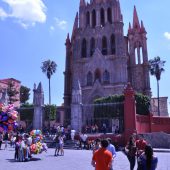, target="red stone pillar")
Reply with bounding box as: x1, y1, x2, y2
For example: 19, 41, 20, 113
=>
124, 83, 137, 143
